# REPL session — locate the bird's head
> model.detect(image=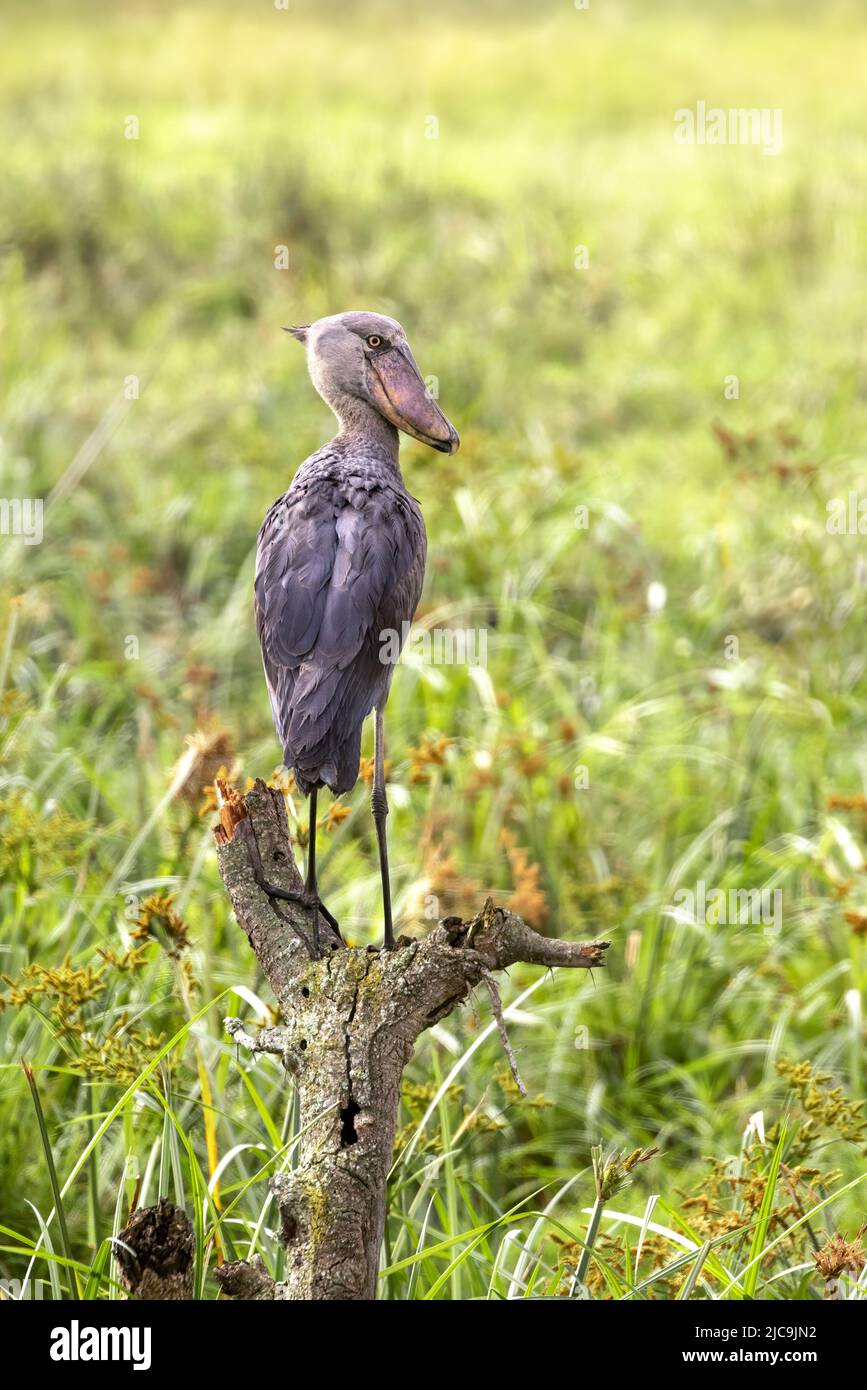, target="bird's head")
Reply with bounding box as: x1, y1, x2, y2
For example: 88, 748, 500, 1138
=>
285, 311, 459, 454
